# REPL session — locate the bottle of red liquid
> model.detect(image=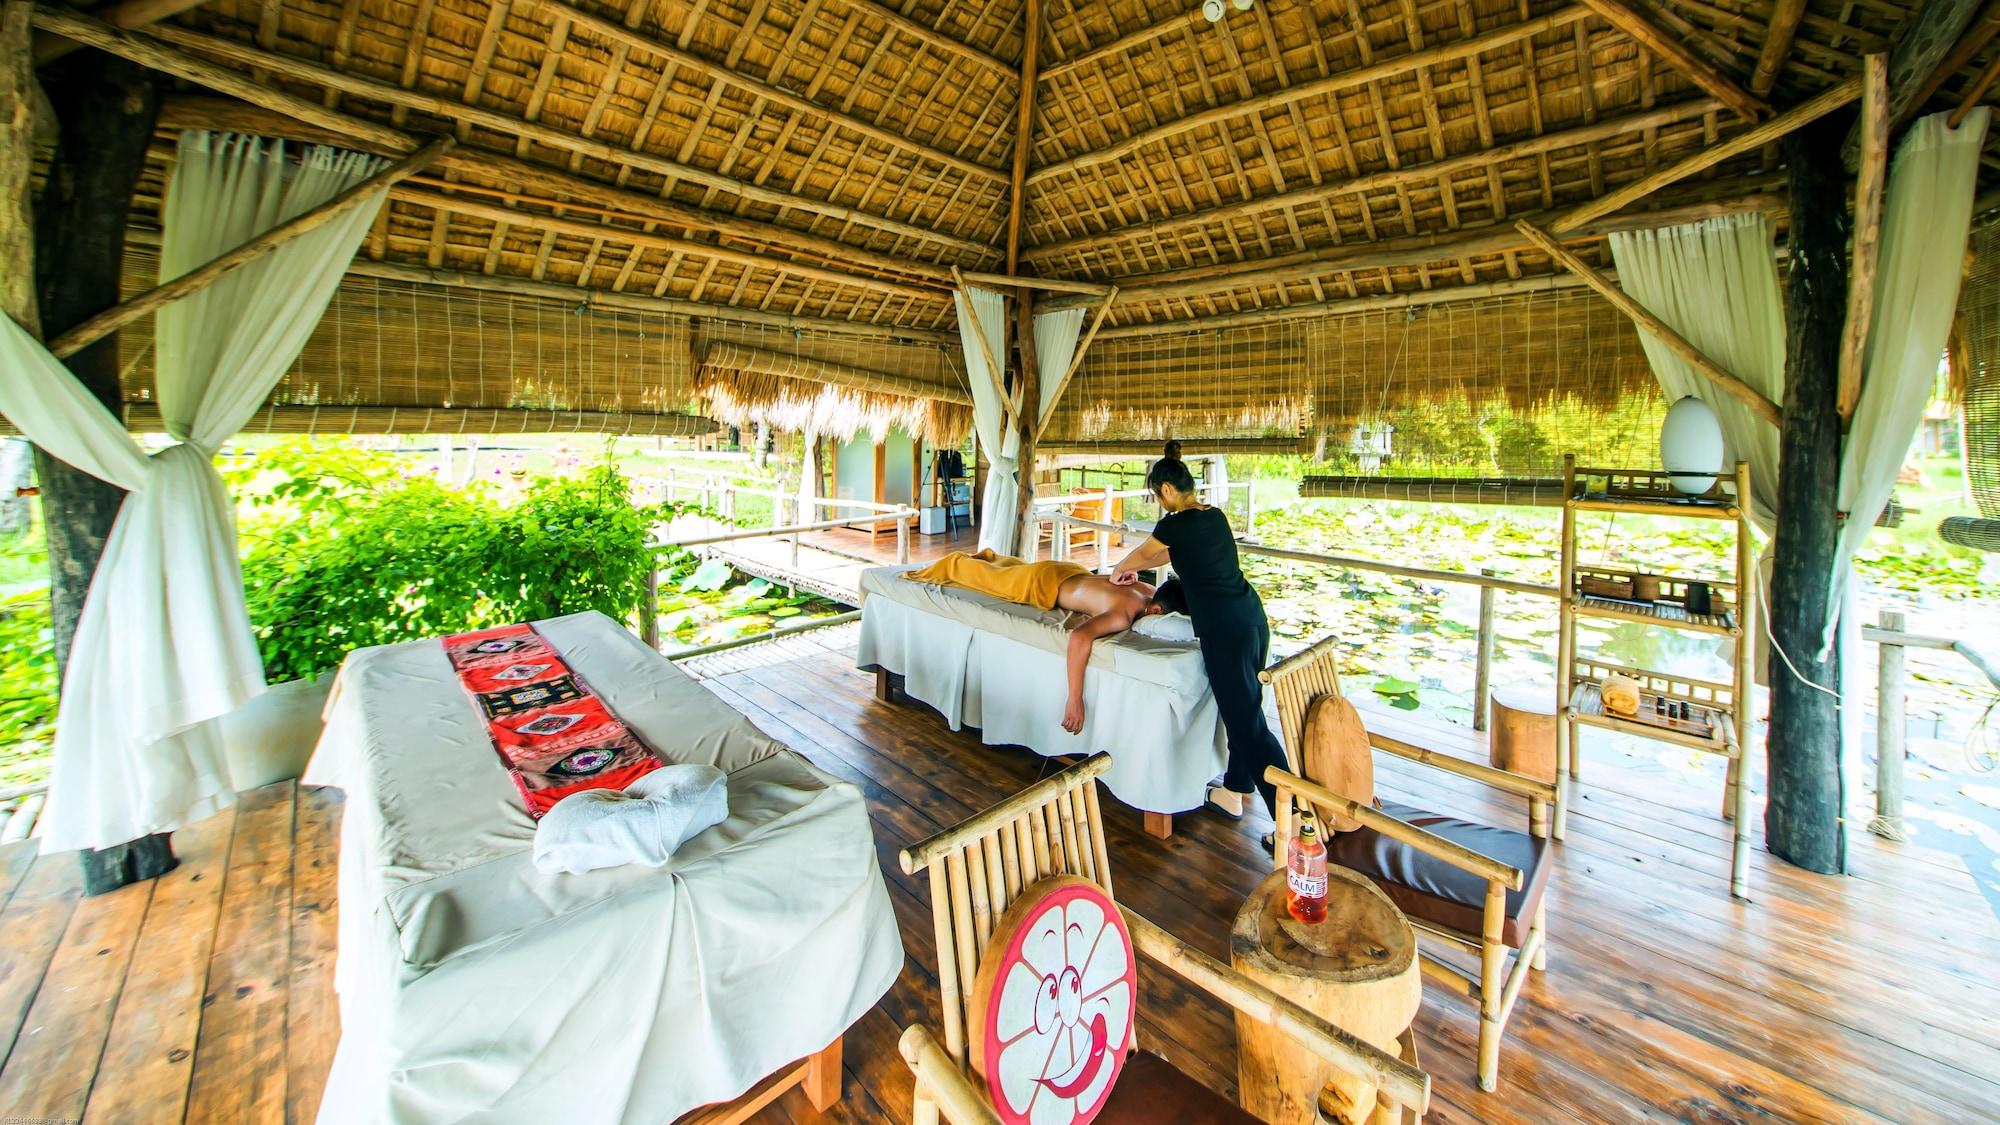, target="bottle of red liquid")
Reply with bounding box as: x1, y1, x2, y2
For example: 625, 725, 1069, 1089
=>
1286, 809, 1329, 924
